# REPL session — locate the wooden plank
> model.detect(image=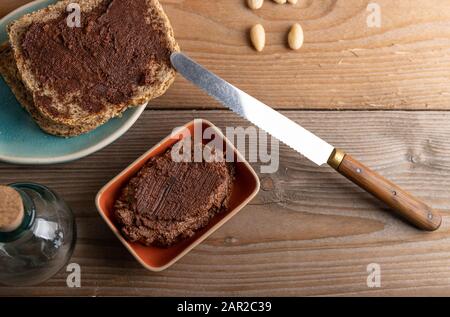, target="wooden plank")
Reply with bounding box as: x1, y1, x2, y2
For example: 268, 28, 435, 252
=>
0, 0, 31, 19
0, 110, 449, 296
2, 0, 450, 110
